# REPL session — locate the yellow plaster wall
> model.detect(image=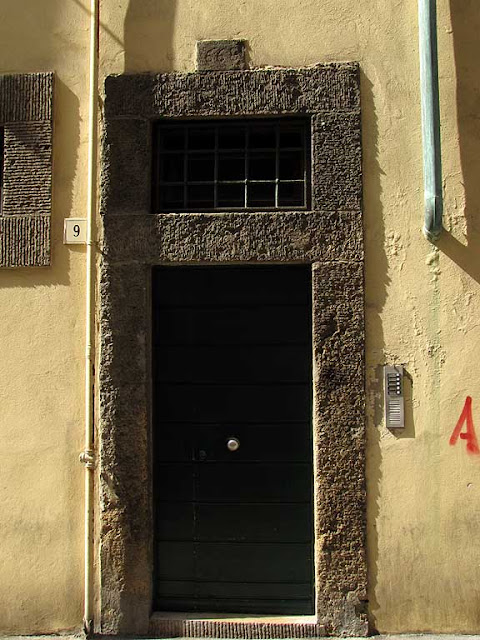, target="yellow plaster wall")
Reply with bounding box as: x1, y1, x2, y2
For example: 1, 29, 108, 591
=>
0, 0, 90, 633
1, 0, 480, 634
